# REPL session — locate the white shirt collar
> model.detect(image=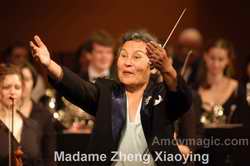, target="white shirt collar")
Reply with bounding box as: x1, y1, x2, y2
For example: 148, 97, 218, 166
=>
88, 66, 110, 83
